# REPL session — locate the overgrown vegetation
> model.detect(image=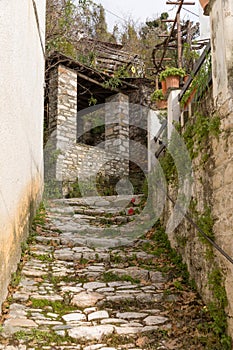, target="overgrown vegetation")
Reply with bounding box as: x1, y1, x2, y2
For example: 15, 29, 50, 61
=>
151, 89, 165, 102
159, 150, 177, 184
29, 298, 77, 314
0, 203, 47, 326
45, 0, 199, 80
145, 221, 231, 349
197, 206, 215, 242
205, 268, 231, 349
14, 328, 75, 346
149, 221, 191, 284
102, 271, 140, 284
157, 108, 228, 346
183, 112, 221, 160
